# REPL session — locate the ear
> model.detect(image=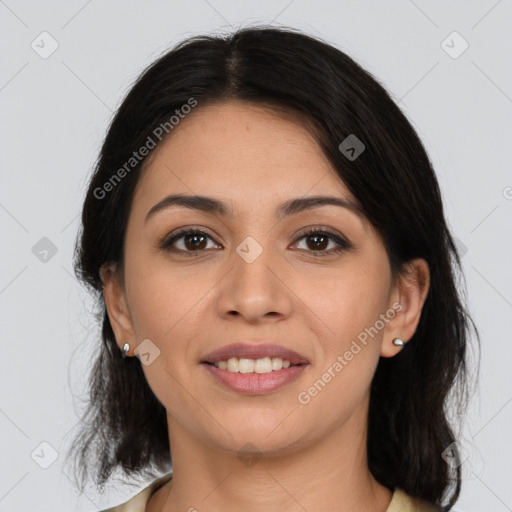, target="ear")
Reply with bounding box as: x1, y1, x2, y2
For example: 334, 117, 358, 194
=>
381, 258, 430, 358
100, 263, 136, 356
